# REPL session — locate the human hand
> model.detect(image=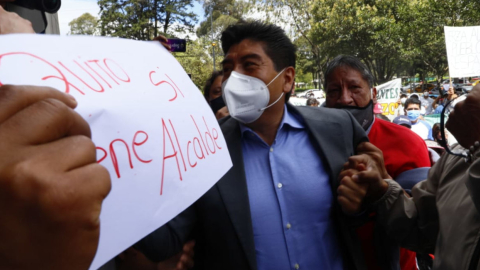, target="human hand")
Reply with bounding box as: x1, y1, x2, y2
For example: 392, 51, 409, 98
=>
153, 35, 171, 51
0, 85, 111, 270
215, 106, 229, 120
0, 5, 35, 34
348, 142, 390, 201
337, 164, 369, 215
446, 85, 480, 149
157, 240, 195, 270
